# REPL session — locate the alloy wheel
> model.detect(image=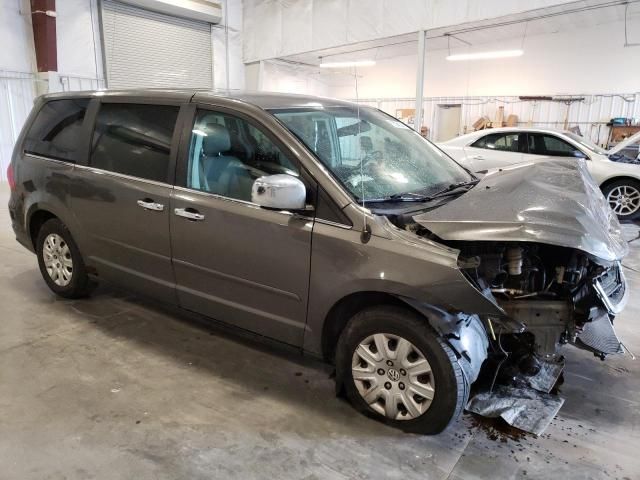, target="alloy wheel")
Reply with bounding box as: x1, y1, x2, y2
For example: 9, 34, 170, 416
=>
351, 333, 435, 421
607, 185, 640, 216
43, 233, 73, 287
